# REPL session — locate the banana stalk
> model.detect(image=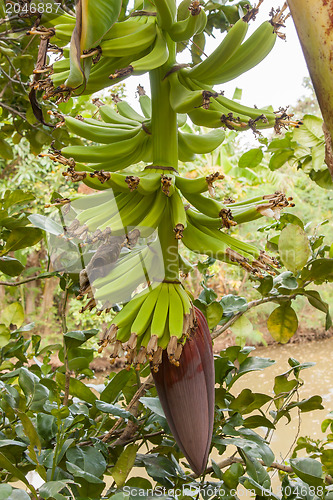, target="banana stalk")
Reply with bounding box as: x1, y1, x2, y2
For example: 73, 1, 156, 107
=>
287, 0, 333, 179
